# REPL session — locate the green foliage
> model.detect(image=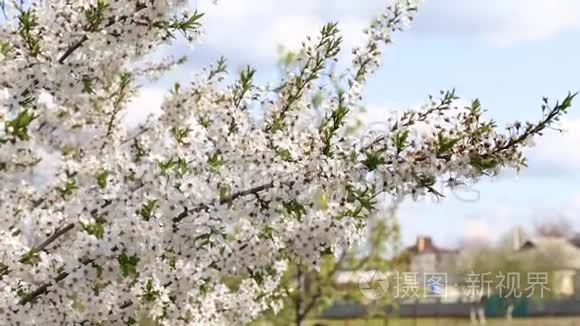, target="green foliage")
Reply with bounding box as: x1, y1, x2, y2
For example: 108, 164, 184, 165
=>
139, 199, 159, 221
81, 75, 95, 94
469, 155, 498, 173
391, 129, 410, 154
0, 40, 11, 57
435, 132, 460, 157
174, 158, 189, 177
233, 65, 256, 108
207, 152, 224, 169
197, 114, 212, 128
84, 0, 109, 32
156, 11, 204, 39
252, 209, 403, 325
118, 254, 139, 278
80, 220, 106, 240
208, 56, 228, 80
320, 91, 350, 156
18, 9, 40, 56
170, 126, 192, 144
142, 279, 161, 303
261, 225, 275, 240
335, 185, 379, 231
218, 185, 231, 203
155, 156, 189, 177
266, 22, 342, 132
5, 109, 37, 141
95, 169, 110, 189
362, 150, 385, 172
157, 157, 177, 175
282, 200, 307, 221
58, 179, 78, 199
314, 191, 329, 211
20, 250, 40, 266
276, 148, 293, 162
